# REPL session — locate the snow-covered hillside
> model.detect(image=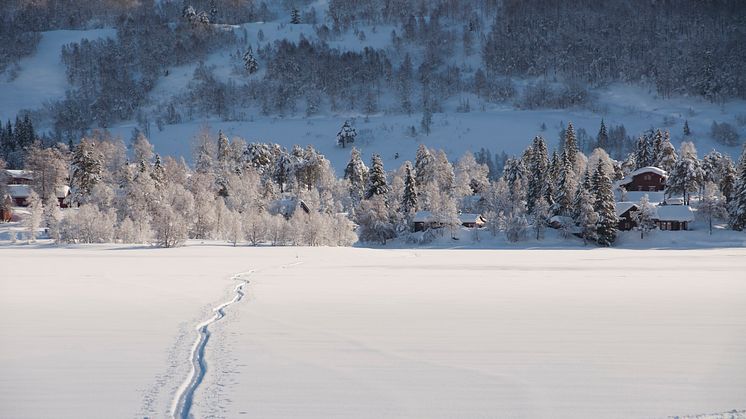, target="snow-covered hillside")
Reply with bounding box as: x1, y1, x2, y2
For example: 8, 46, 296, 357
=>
2, 11, 745, 173
1, 246, 745, 418
0, 29, 115, 118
